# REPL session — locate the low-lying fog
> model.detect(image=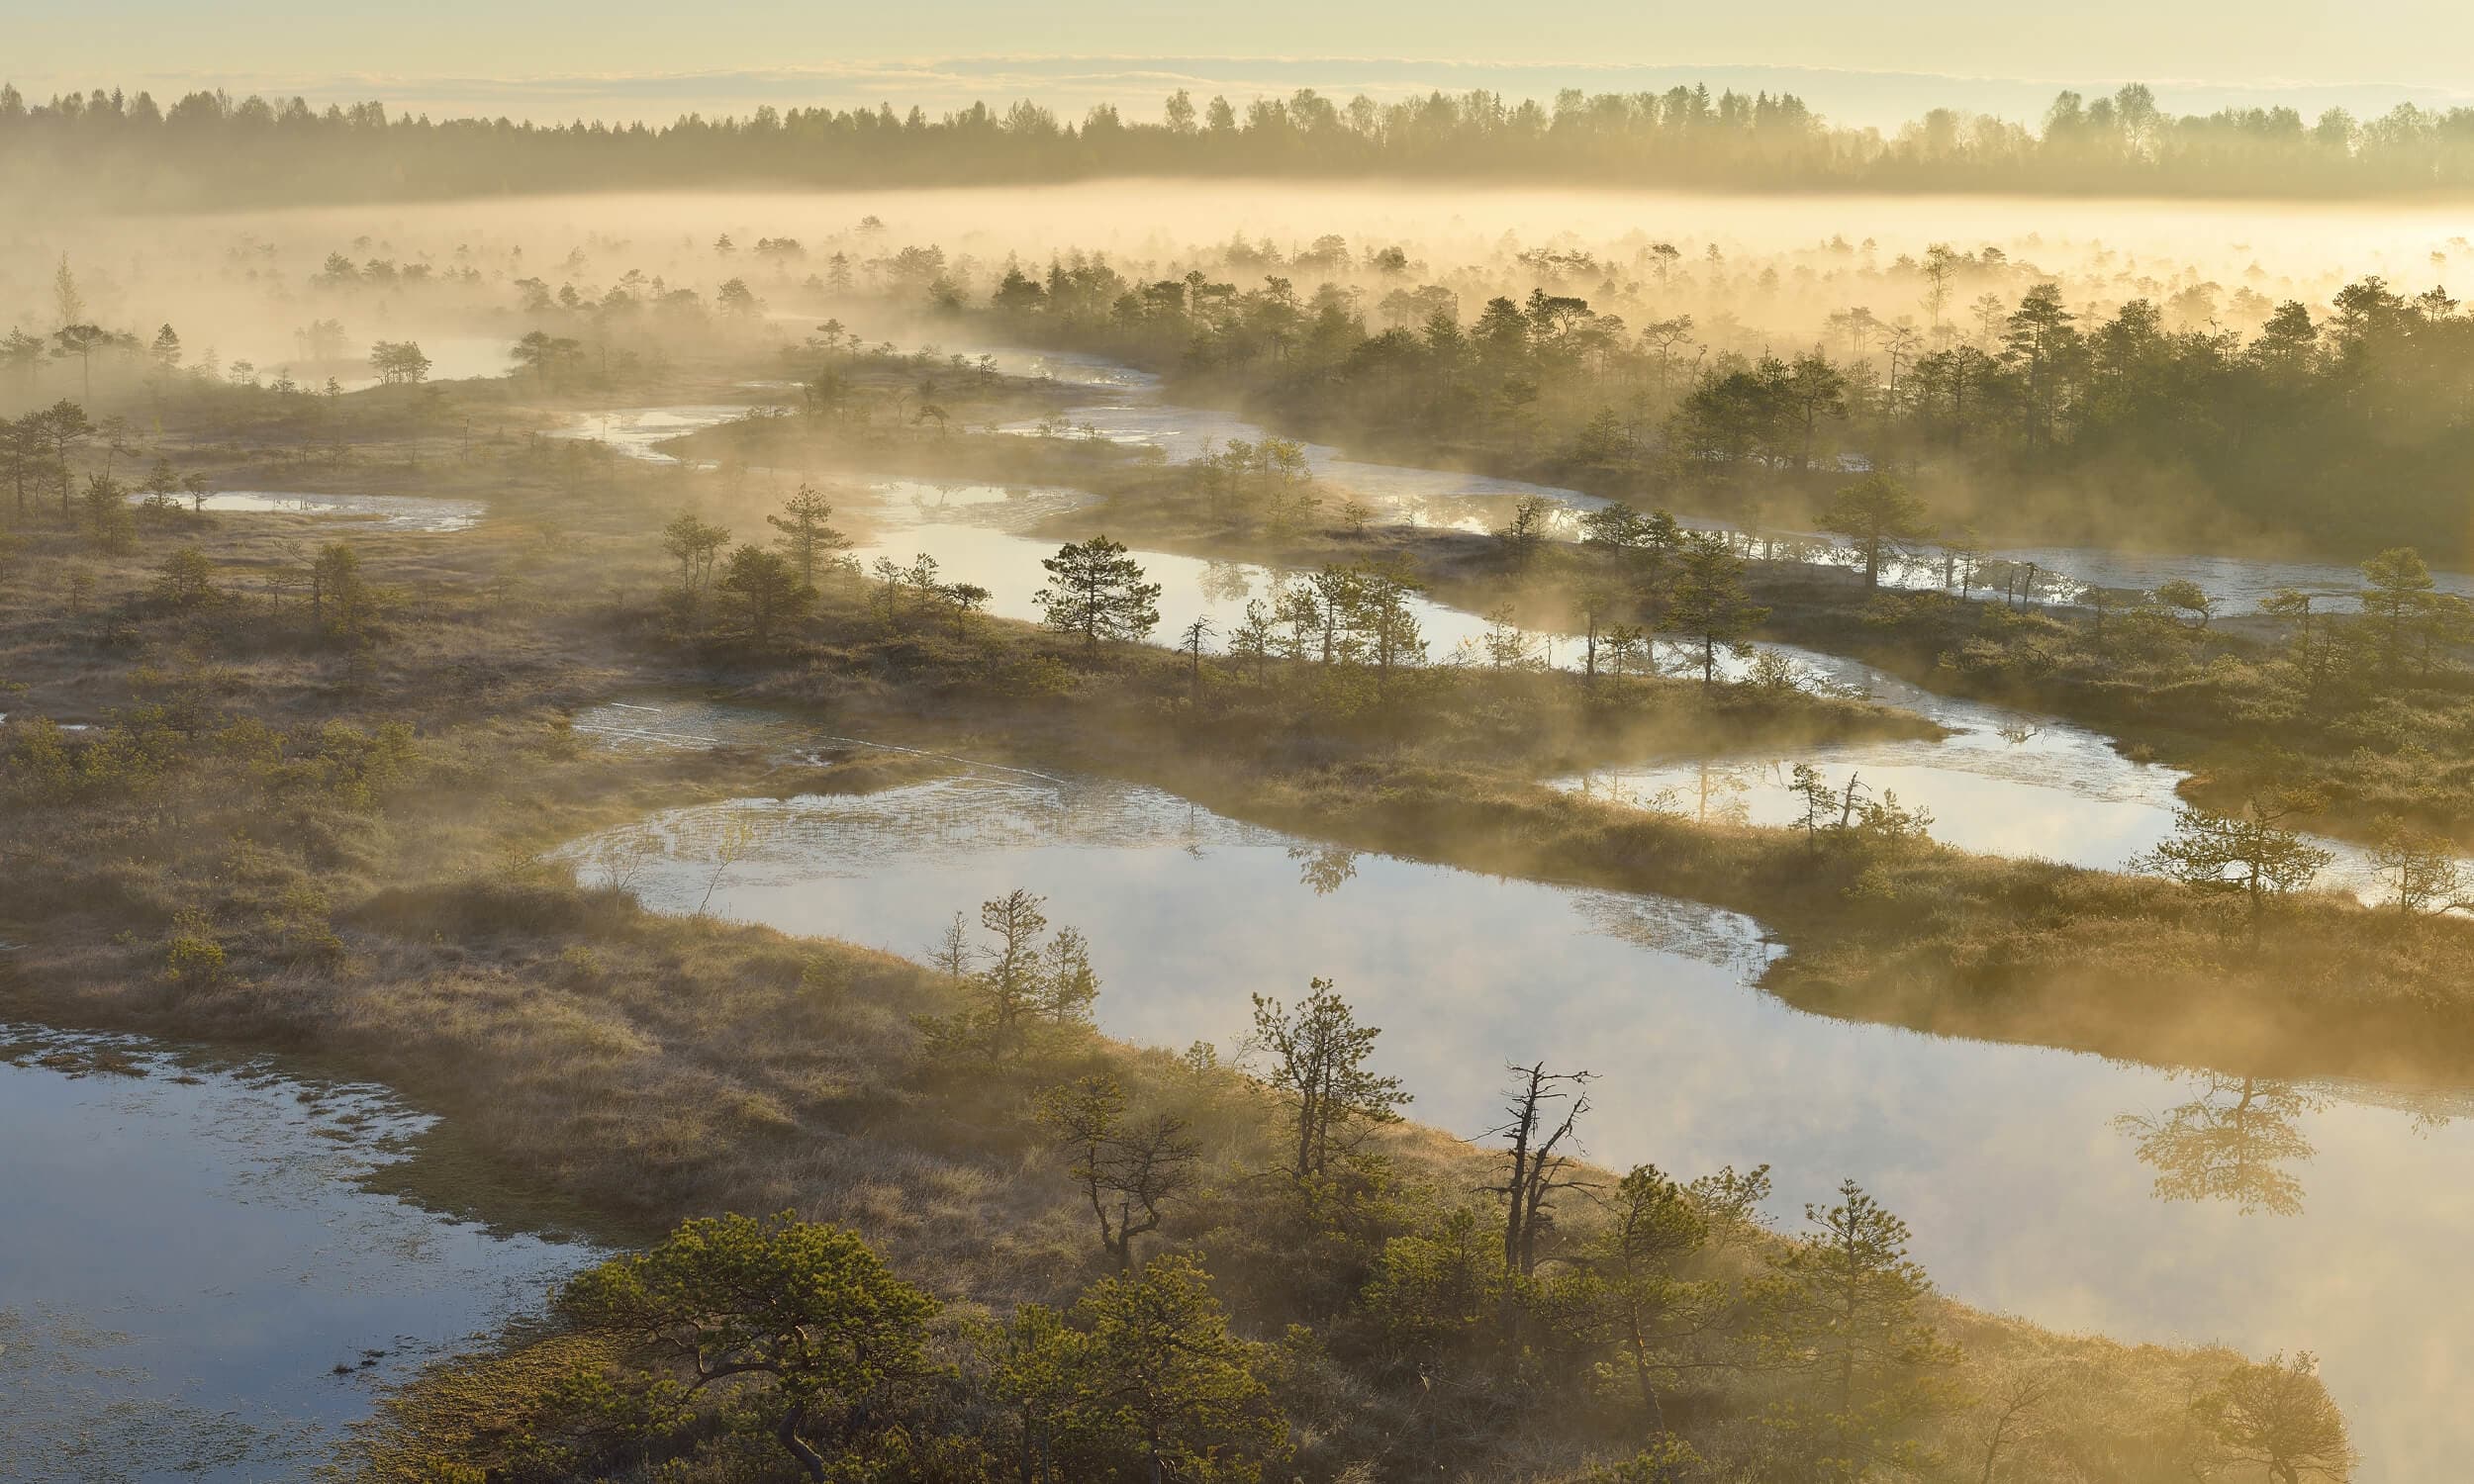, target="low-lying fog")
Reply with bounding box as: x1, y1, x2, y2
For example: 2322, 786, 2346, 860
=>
7, 183, 2468, 378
